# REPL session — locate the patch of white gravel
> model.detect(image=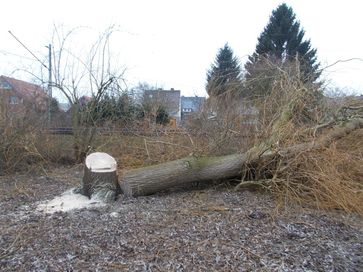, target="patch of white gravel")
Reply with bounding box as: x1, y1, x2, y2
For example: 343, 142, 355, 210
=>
37, 189, 105, 213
